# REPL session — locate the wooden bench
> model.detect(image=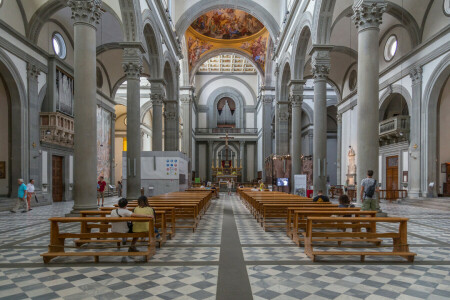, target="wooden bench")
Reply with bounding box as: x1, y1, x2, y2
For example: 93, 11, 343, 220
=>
78, 210, 168, 247
41, 217, 156, 263
291, 210, 378, 245
303, 217, 416, 262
